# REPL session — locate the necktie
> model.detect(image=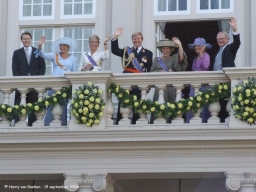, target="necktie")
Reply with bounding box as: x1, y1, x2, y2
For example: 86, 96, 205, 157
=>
25, 48, 30, 64
134, 48, 138, 57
